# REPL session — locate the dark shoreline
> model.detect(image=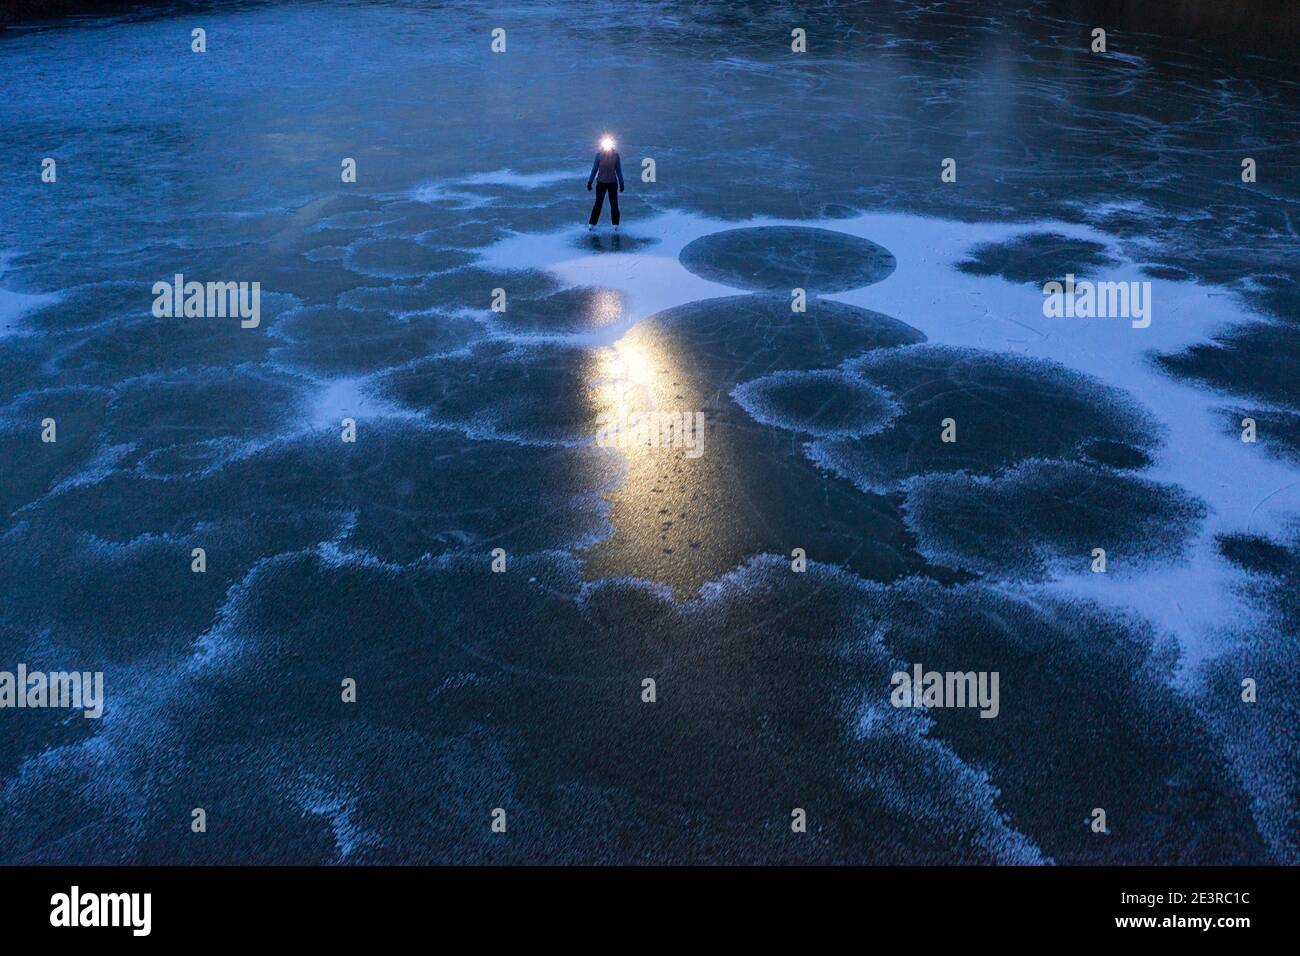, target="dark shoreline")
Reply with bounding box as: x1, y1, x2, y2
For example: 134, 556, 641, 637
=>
2, 1, 160, 27
5, 0, 1298, 59
0, 1, 231, 29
